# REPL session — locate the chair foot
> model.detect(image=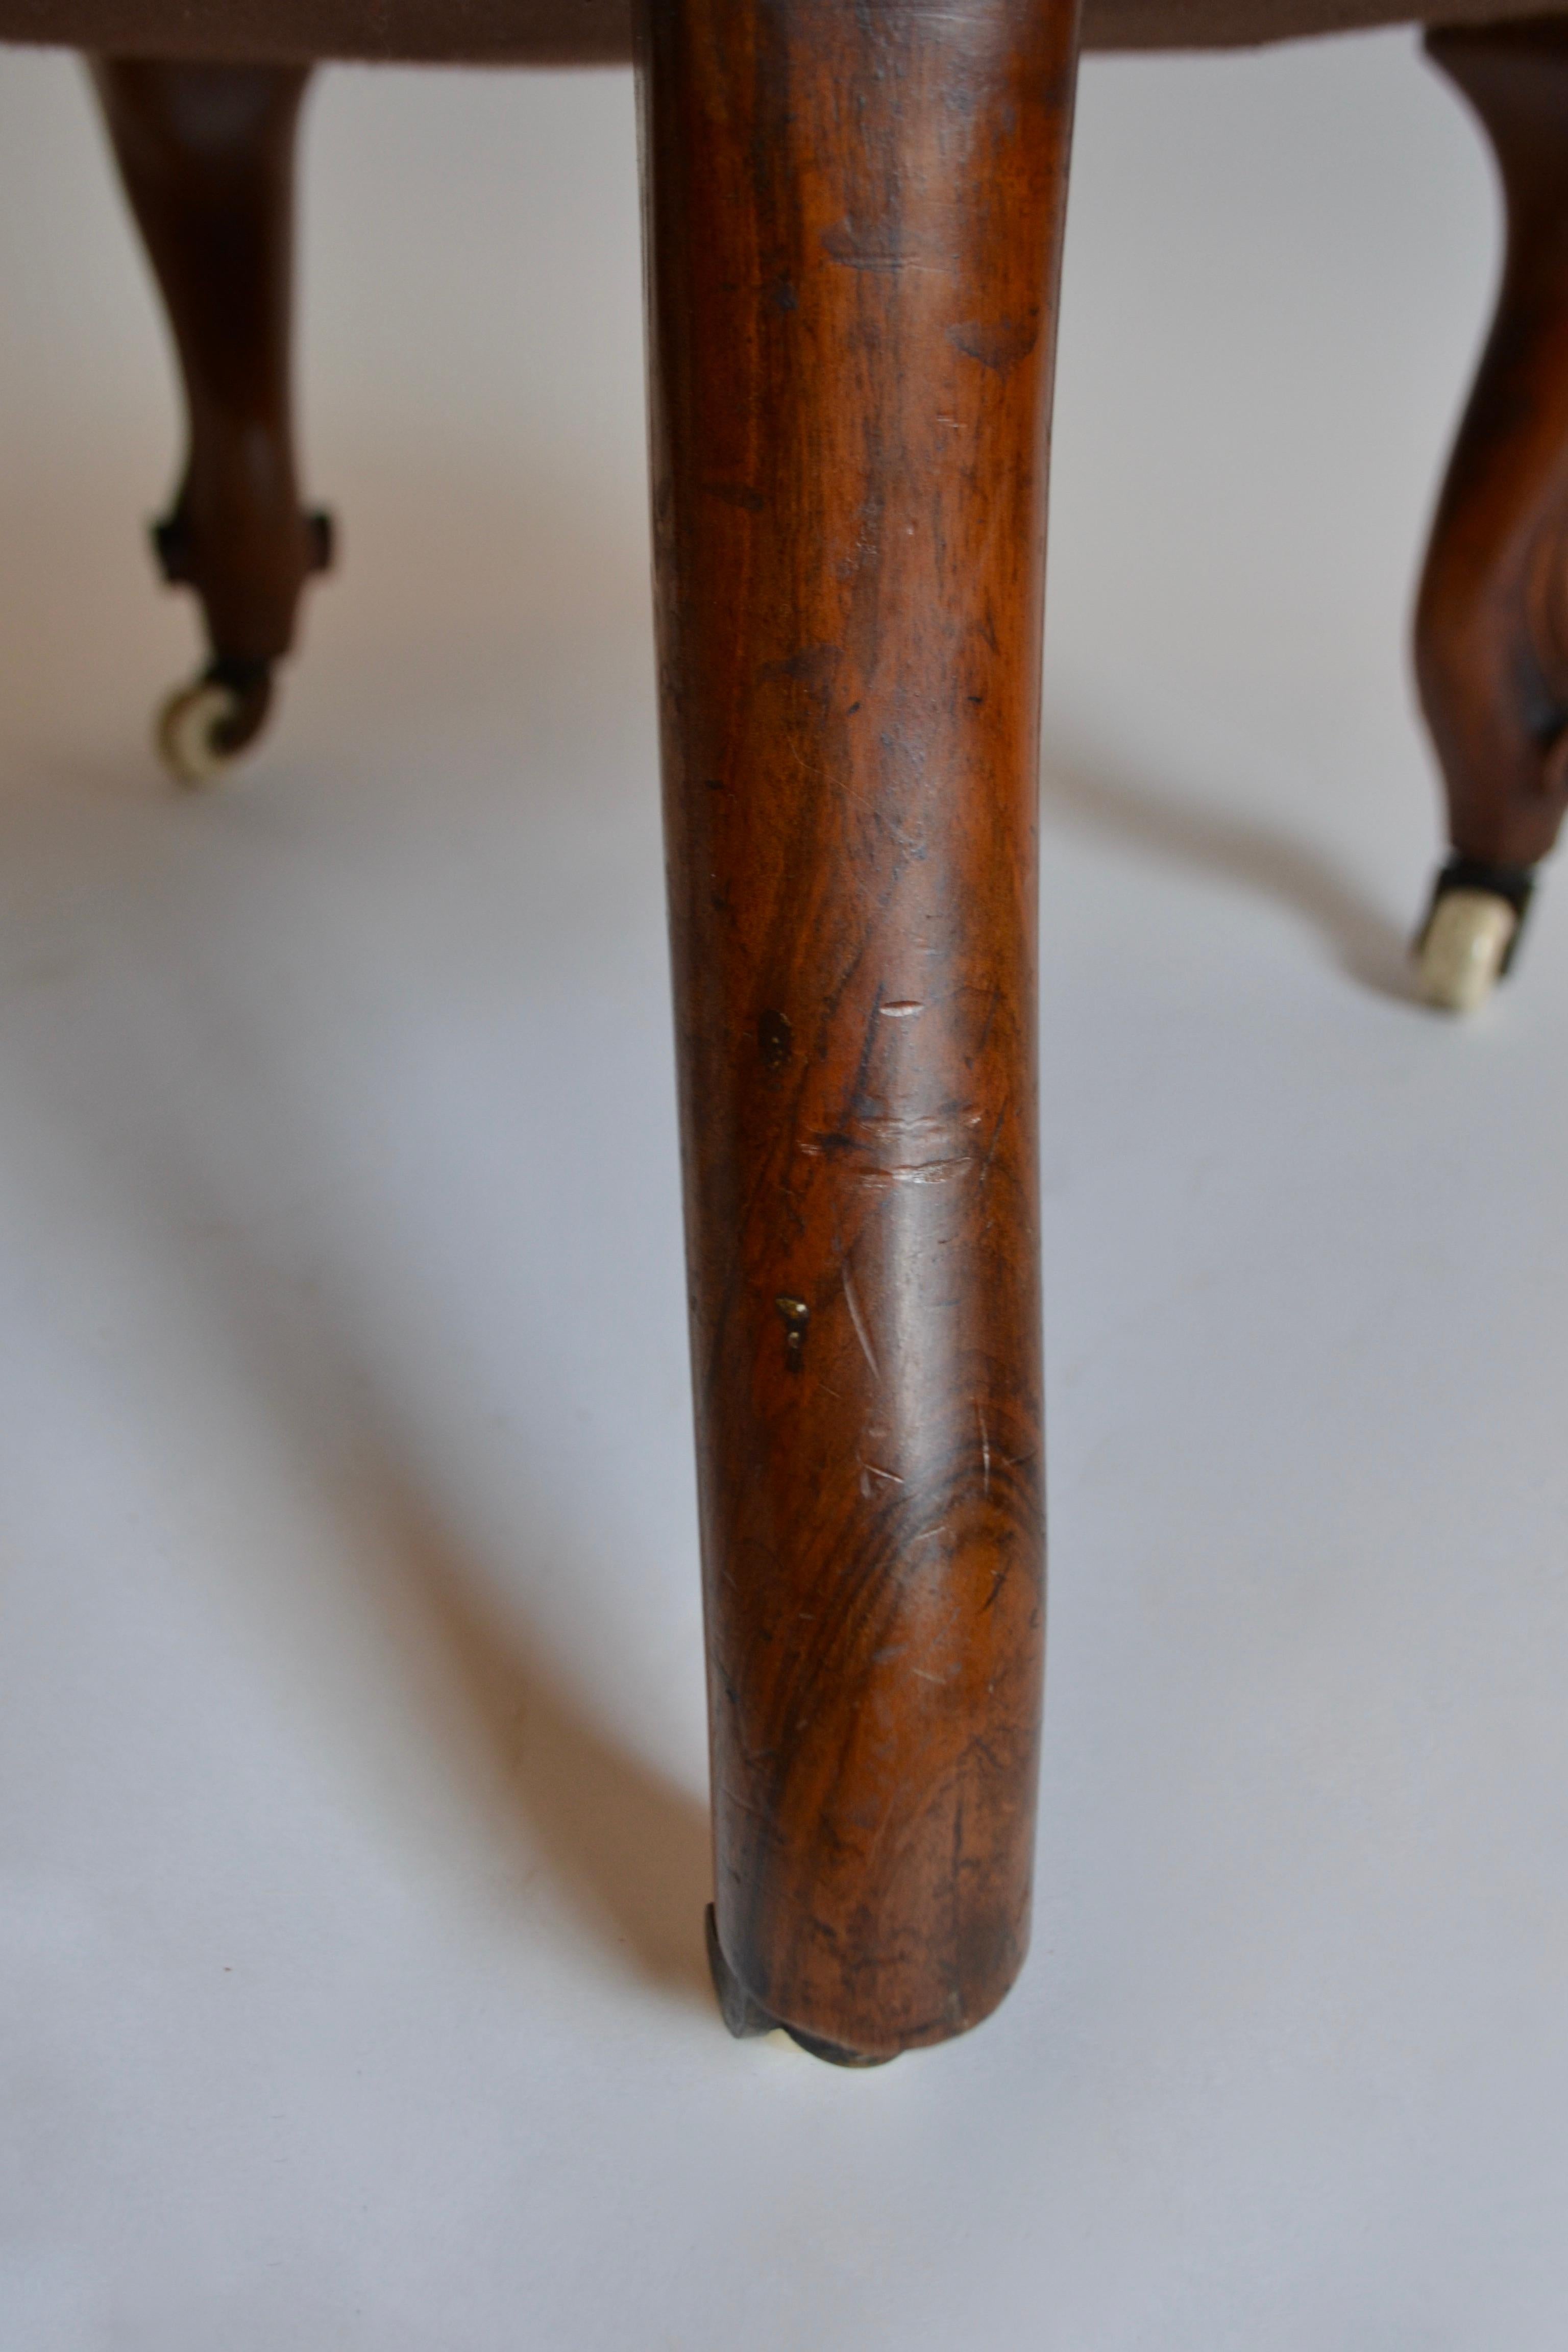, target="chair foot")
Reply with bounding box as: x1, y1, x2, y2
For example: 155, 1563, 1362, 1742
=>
703, 1909, 897, 2068
1417, 25, 1568, 976
92, 60, 328, 765
155, 656, 277, 788
1414, 855, 1536, 1012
